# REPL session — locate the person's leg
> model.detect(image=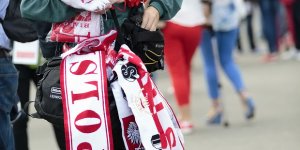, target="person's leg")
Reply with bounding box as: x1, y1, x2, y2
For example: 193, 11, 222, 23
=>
13, 65, 32, 150
279, 2, 298, 60
283, 4, 295, 45
201, 29, 219, 101
259, 0, 279, 57
268, 0, 279, 54
216, 29, 255, 119
163, 23, 187, 119
0, 56, 19, 150
259, 0, 269, 47
237, 29, 243, 53
200, 29, 223, 123
292, 1, 300, 55
180, 25, 202, 122
182, 26, 202, 70
216, 29, 246, 94
0, 110, 15, 150
163, 22, 200, 122
246, 12, 256, 52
